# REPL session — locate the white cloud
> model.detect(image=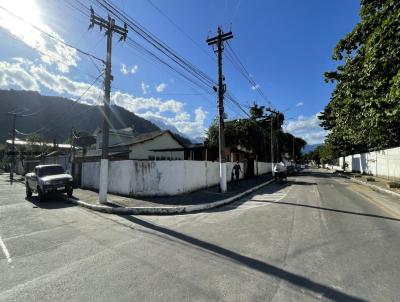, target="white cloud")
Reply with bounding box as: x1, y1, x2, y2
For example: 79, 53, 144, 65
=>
0, 0, 79, 72
0, 60, 39, 91
0, 58, 207, 139
141, 81, 150, 94
120, 63, 138, 75
120, 64, 128, 75
251, 84, 260, 90
0, 59, 102, 104
111, 91, 207, 138
284, 113, 326, 144
155, 82, 167, 93
130, 65, 138, 74
296, 102, 304, 107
